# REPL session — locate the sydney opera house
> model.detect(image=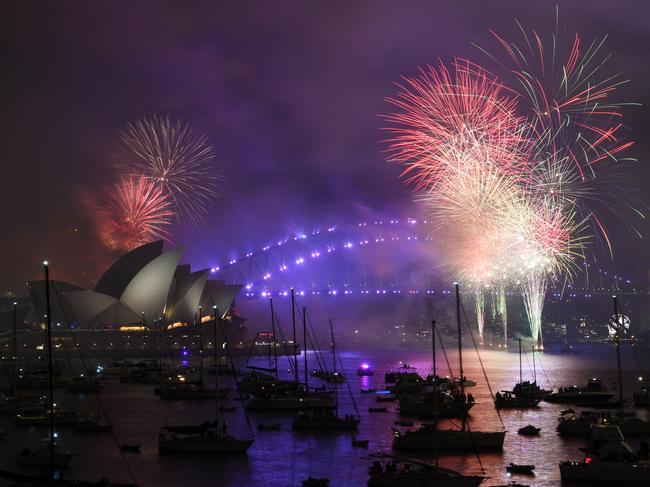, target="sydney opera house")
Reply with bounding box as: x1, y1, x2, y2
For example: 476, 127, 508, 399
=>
0, 241, 247, 357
